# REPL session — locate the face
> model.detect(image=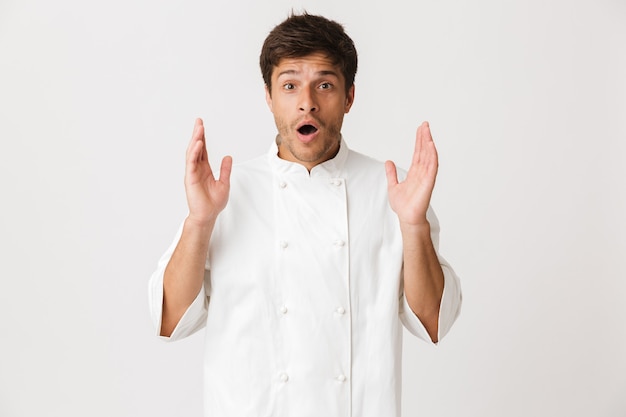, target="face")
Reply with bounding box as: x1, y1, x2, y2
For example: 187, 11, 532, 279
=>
265, 53, 355, 171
